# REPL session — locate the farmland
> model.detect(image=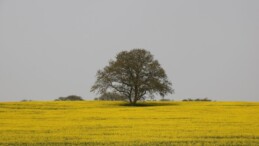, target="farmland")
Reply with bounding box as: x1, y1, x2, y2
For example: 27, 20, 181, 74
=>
0, 101, 259, 145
